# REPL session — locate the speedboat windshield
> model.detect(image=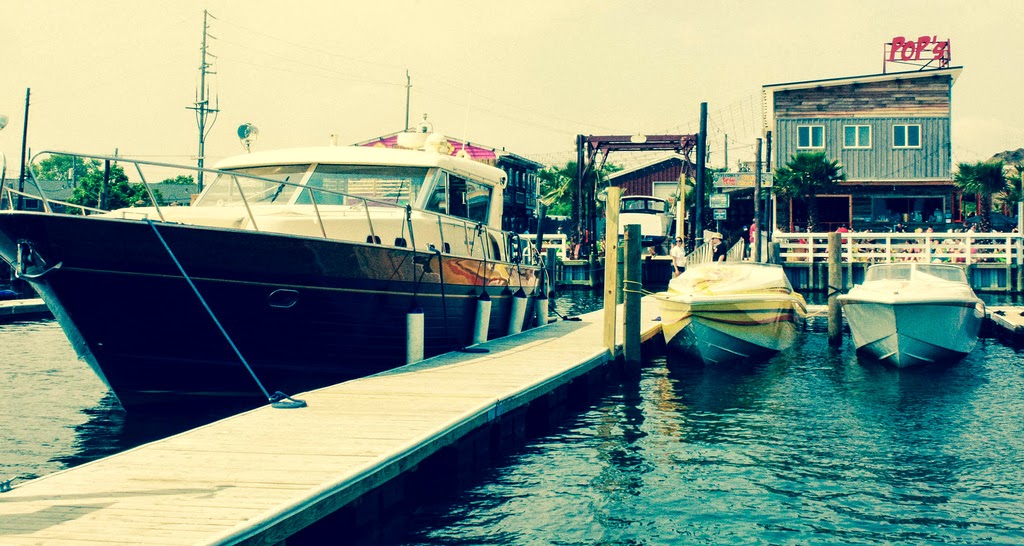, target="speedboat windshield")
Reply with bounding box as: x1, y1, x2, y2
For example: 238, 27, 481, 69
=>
865, 264, 913, 282
913, 264, 969, 283
196, 165, 310, 207
669, 263, 794, 296
865, 263, 967, 284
